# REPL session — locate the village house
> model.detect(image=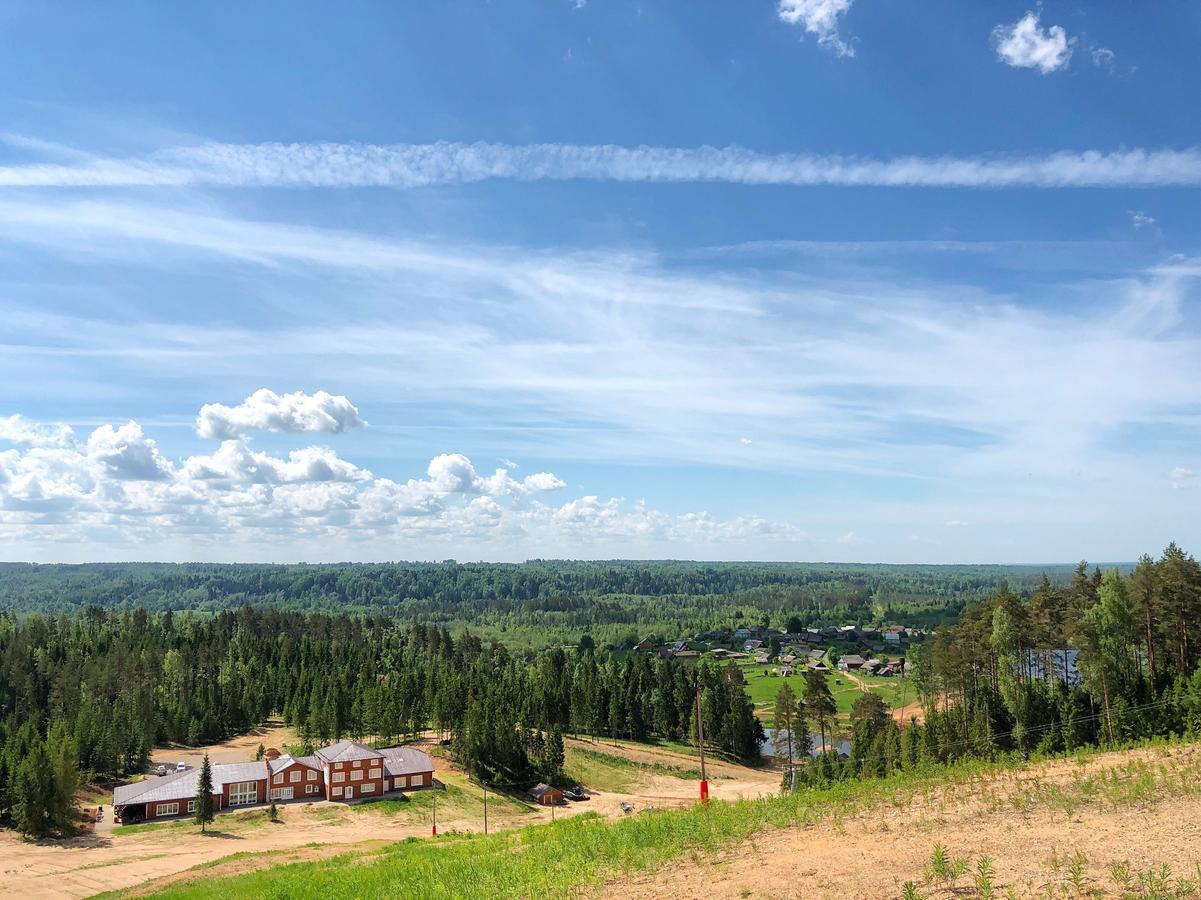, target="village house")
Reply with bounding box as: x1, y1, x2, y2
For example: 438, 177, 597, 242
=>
632, 637, 655, 652
112, 740, 435, 823
839, 654, 866, 670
